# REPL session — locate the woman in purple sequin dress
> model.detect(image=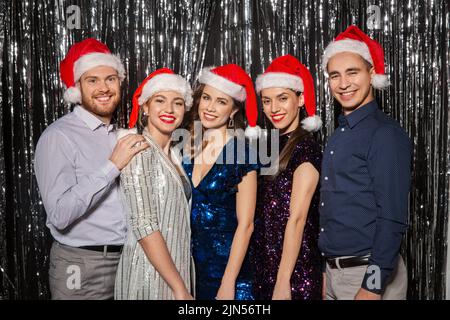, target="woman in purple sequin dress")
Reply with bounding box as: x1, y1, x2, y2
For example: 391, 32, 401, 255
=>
251, 55, 323, 300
